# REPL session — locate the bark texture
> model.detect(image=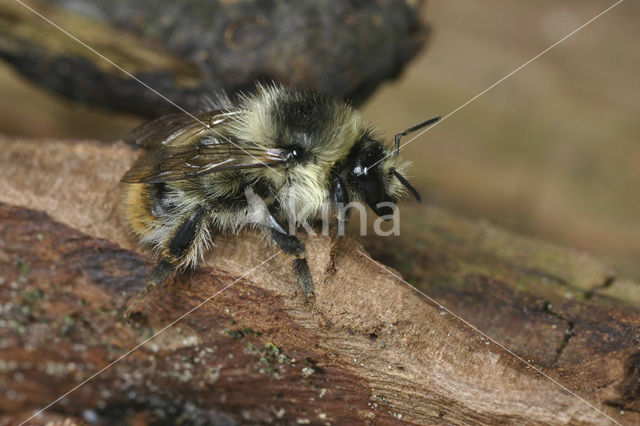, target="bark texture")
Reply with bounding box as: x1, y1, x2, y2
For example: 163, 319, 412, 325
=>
0, 136, 638, 425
